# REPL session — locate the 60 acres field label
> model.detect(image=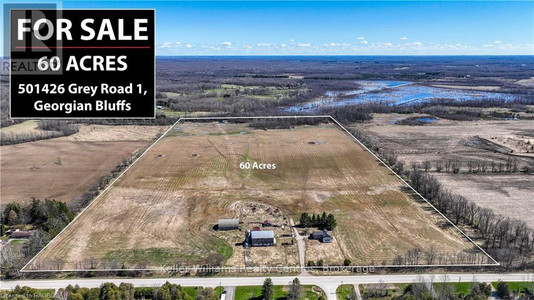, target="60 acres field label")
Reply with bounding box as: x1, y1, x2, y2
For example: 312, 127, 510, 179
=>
239, 161, 277, 170
10, 9, 155, 118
